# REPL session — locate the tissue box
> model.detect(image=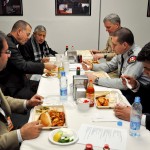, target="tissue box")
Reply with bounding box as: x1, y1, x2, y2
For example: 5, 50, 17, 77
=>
73, 75, 88, 100
75, 85, 86, 100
